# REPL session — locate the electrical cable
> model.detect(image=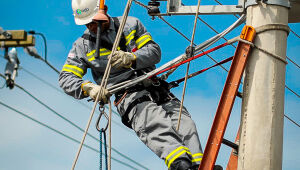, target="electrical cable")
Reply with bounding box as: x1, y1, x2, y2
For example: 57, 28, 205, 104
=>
19, 66, 125, 120
157, 16, 229, 74
21, 67, 134, 135
19, 67, 132, 134
27, 31, 60, 74
182, 2, 300, 99
176, 0, 202, 131
0, 73, 148, 170
284, 114, 300, 128
211, 0, 300, 70
213, 0, 240, 19
133, 0, 230, 76
287, 56, 300, 69
290, 29, 300, 39
0, 101, 140, 170
132, 0, 300, 124
285, 85, 300, 98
